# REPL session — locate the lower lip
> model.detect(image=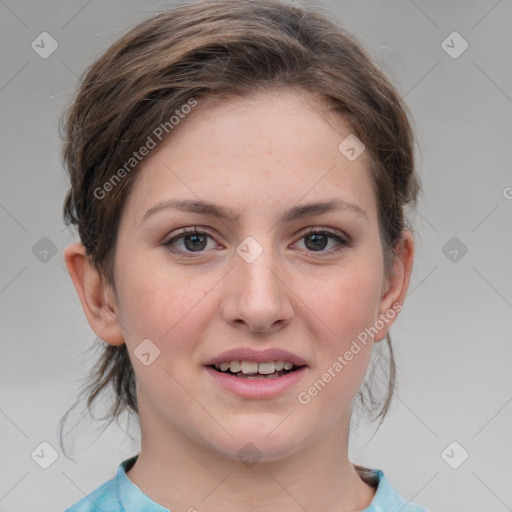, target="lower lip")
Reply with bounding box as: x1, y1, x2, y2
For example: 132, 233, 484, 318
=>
204, 366, 308, 399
